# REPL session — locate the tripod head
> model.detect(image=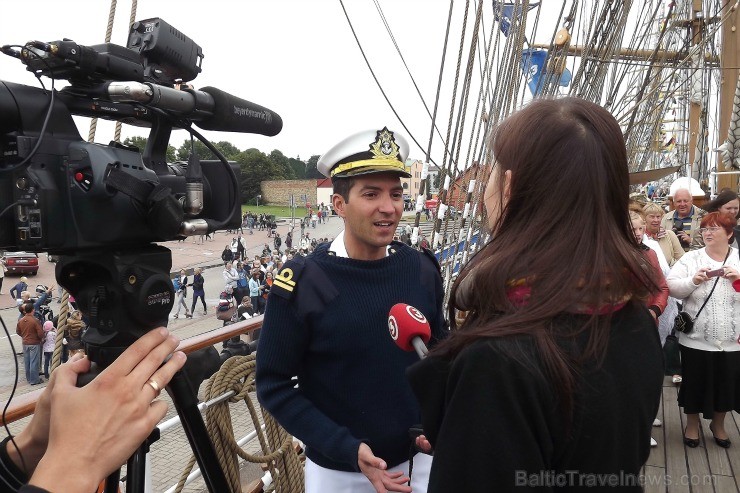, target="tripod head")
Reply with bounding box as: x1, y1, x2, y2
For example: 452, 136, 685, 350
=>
56, 244, 173, 367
